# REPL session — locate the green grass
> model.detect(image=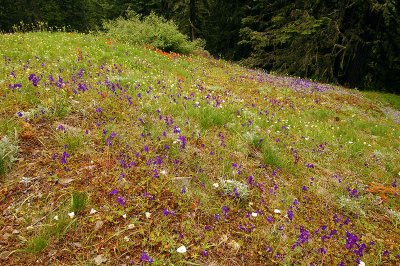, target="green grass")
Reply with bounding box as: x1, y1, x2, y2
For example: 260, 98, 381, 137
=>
0, 31, 399, 265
